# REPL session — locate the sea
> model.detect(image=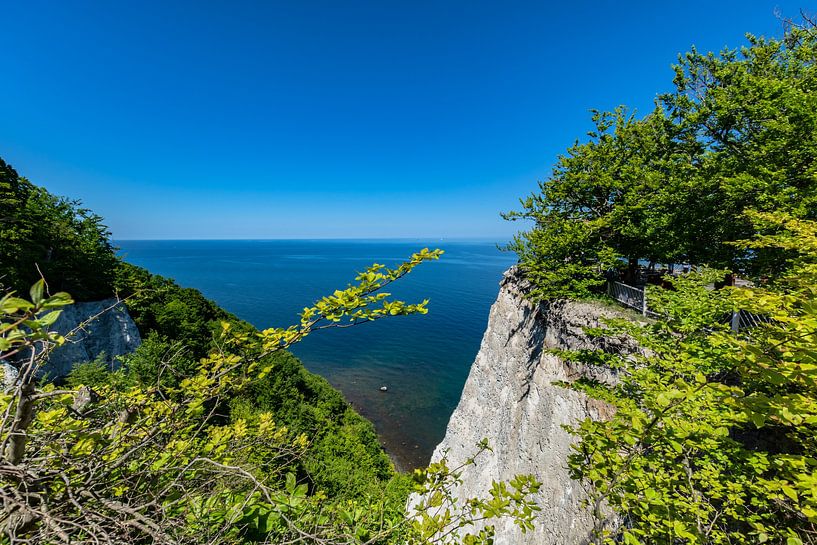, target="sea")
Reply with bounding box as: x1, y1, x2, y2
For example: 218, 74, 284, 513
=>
116, 239, 517, 470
